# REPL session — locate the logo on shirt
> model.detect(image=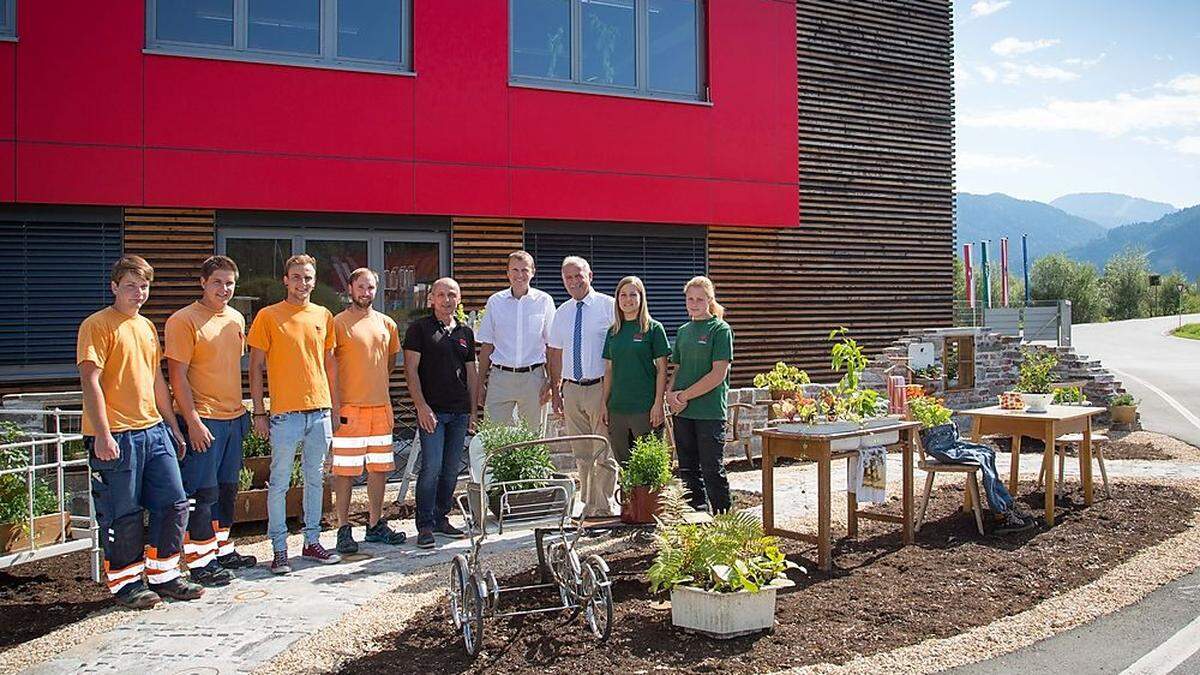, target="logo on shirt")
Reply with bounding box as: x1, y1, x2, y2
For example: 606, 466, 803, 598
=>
697, 333, 709, 345
633, 332, 644, 342
458, 338, 468, 349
